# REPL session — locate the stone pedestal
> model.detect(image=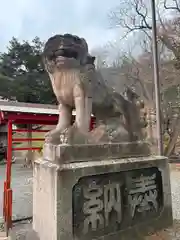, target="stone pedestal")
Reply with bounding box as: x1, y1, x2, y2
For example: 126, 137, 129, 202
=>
33, 143, 172, 240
